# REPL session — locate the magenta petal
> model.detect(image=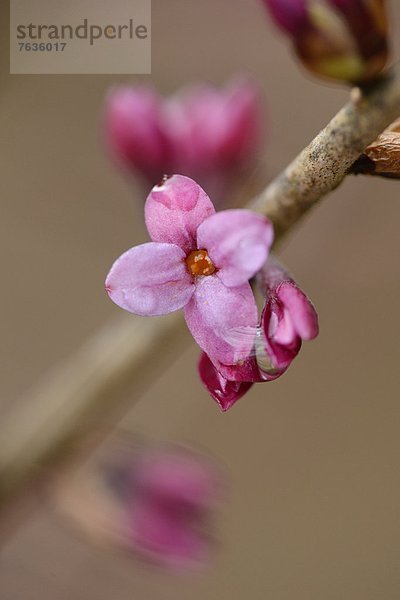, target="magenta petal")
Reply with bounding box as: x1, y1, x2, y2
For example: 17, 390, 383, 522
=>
145, 175, 215, 254
105, 242, 194, 316
263, 0, 308, 36
184, 276, 257, 365
197, 210, 274, 287
261, 298, 302, 370
272, 307, 297, 345
198, 353, 253, 412
277, 282, 319, 340
103, 86, 170, 180
131, 503, 209, 569
133, 451, 220, 510
216, 78, 263, 167
213, 352, 283, 383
